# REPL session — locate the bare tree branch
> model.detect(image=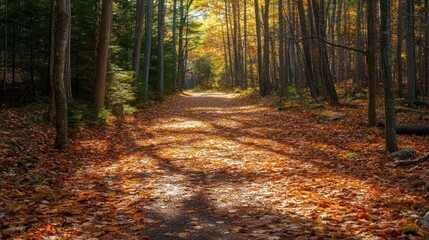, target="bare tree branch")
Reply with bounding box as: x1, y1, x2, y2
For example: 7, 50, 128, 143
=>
297, 36, 367, 56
